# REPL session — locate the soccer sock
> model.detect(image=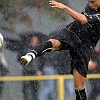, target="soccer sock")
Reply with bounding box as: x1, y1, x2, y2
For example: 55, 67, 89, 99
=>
75, 88, 87, 100
30, 41, 53, 57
